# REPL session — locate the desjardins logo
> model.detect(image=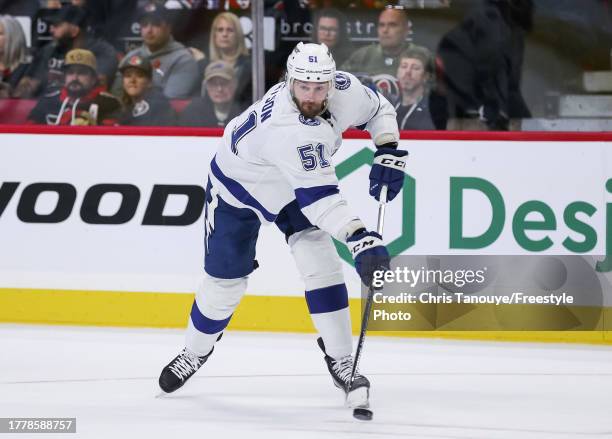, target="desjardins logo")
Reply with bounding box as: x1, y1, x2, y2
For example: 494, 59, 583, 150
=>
335, 148, 612, 273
